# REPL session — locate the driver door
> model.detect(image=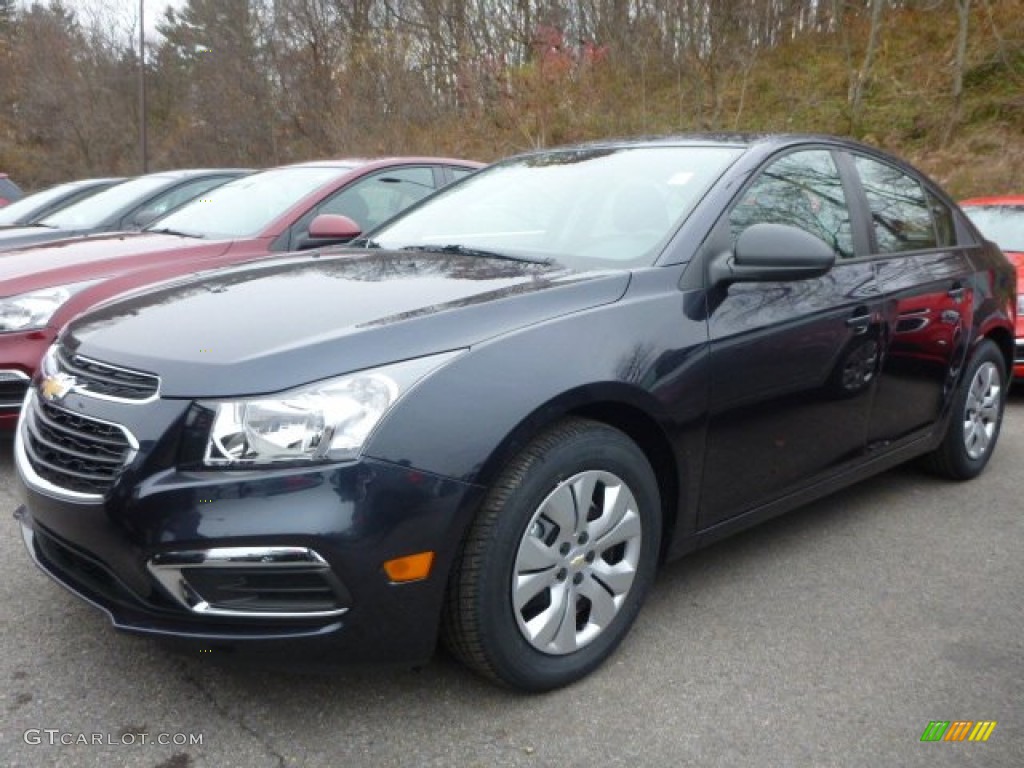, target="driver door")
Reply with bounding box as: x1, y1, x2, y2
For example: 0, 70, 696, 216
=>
699, 148, 882, 529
